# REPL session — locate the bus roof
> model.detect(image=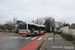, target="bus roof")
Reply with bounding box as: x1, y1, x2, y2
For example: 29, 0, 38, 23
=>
40, 25, 46, 27
20, 22, 46, 27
